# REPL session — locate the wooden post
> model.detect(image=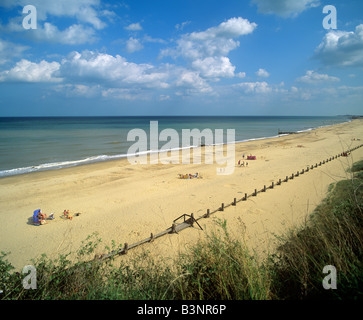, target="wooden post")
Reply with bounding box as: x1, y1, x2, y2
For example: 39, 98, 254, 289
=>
296, 171, 299, 176
171, 223, 177, 233
278, 178, 281, 185
220, 203, 224, 211
206, 209, 210, 218
302, 168, 304, 174
123, 243, 129, 254
263, 185, 266, 192
244, 193, 247, 200
190, 213, 194, 226
291, 173, 294, 179
150, 233, 154, 243
271, 182, 274, 189
232, 198, 236, 206
286, 176, 288, 182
